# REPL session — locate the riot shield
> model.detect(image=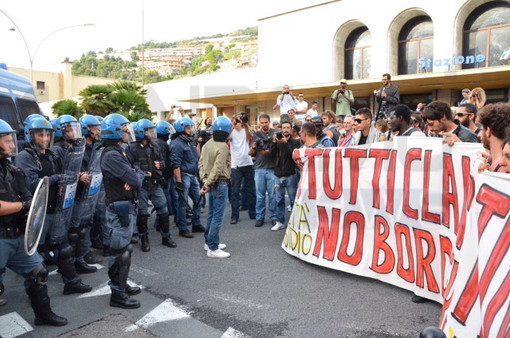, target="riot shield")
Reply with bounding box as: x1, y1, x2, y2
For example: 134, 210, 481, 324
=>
51, 141, 85, 242
77, 144, 103, 225
24, 176, 49, 256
